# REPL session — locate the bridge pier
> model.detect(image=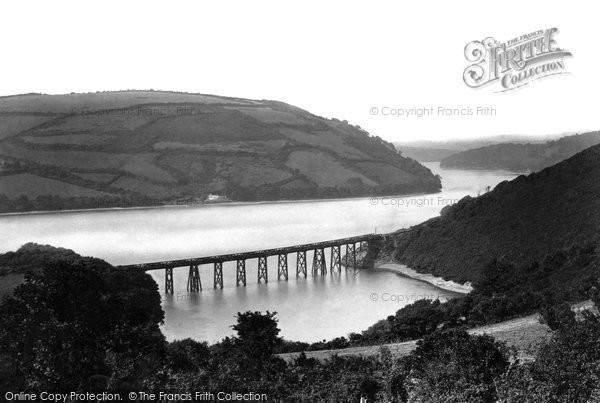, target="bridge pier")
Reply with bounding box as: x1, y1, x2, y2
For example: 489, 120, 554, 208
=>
187, 264, 202, 292
278, 254, 288, 281
214, 262, 223, 289
345, 243, 357, 270
312, 248, 327, 276
236, 259, 246, 286
330, 245, 341, 273
296, 250, 307, 278
165, 267, 174, 294
258, 255, 268, 283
